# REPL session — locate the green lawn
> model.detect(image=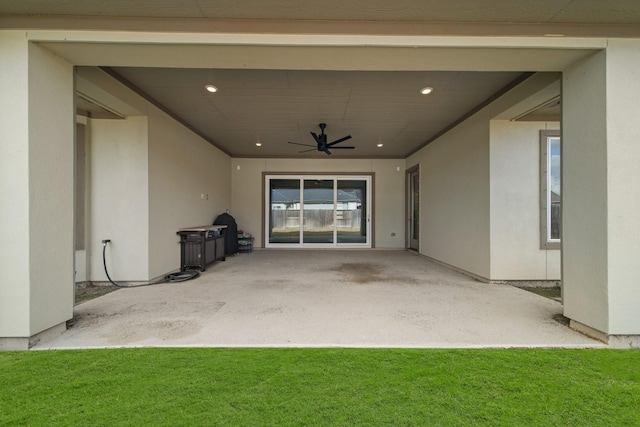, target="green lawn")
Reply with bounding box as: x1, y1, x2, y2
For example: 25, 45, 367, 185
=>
1, 348, 639, 426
